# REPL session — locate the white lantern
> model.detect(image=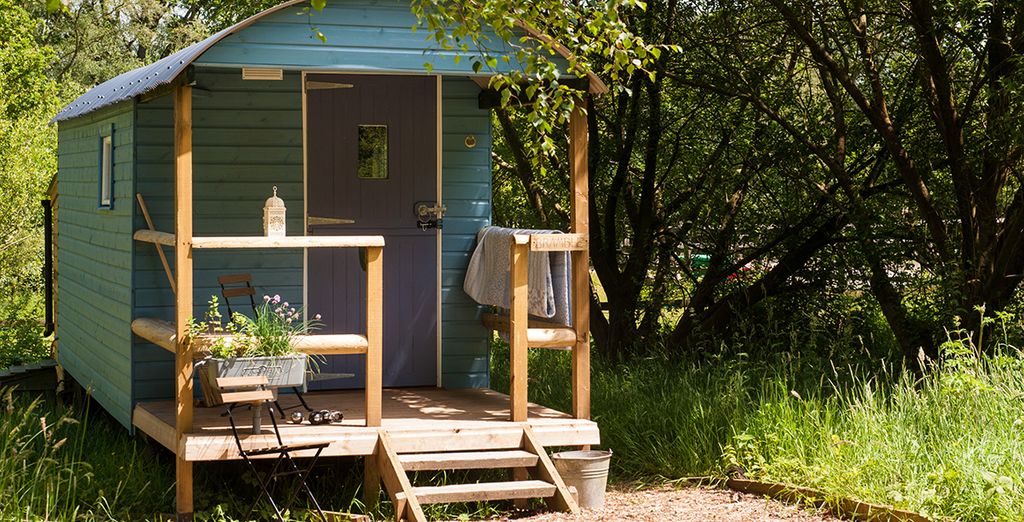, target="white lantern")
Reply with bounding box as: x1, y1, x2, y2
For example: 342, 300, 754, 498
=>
263, 186, 286, 237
